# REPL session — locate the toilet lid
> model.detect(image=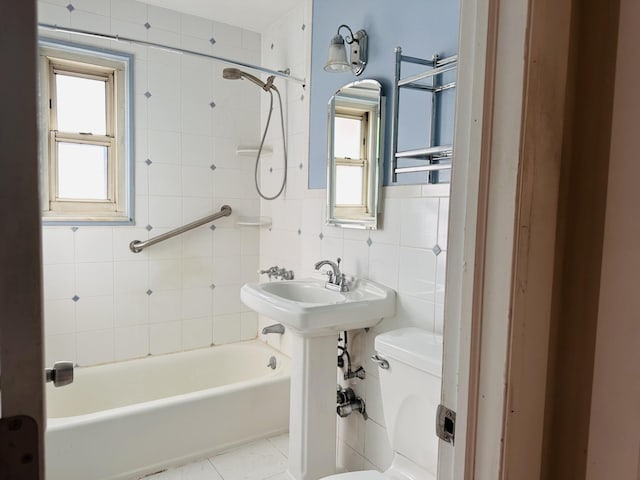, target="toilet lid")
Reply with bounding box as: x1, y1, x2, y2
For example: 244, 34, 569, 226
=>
322, 471, 385, 480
